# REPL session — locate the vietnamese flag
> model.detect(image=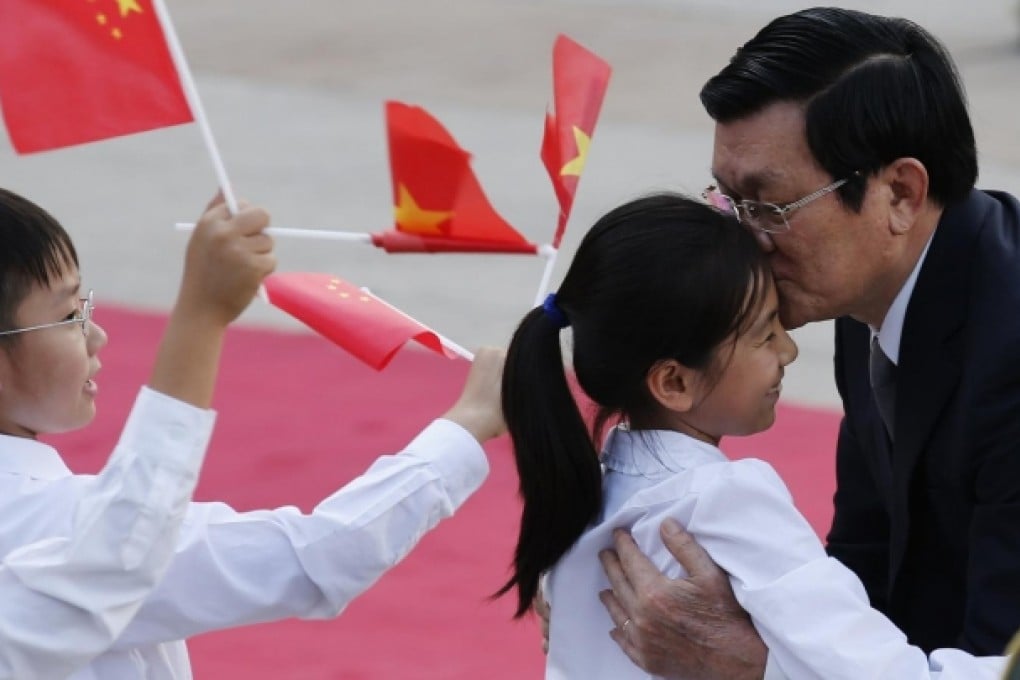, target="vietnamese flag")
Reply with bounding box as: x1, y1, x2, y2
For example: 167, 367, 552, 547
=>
0, 0, 193, 154
371, 101, 537, 254
541, 35, 611, 248
263, 273, 459, 370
